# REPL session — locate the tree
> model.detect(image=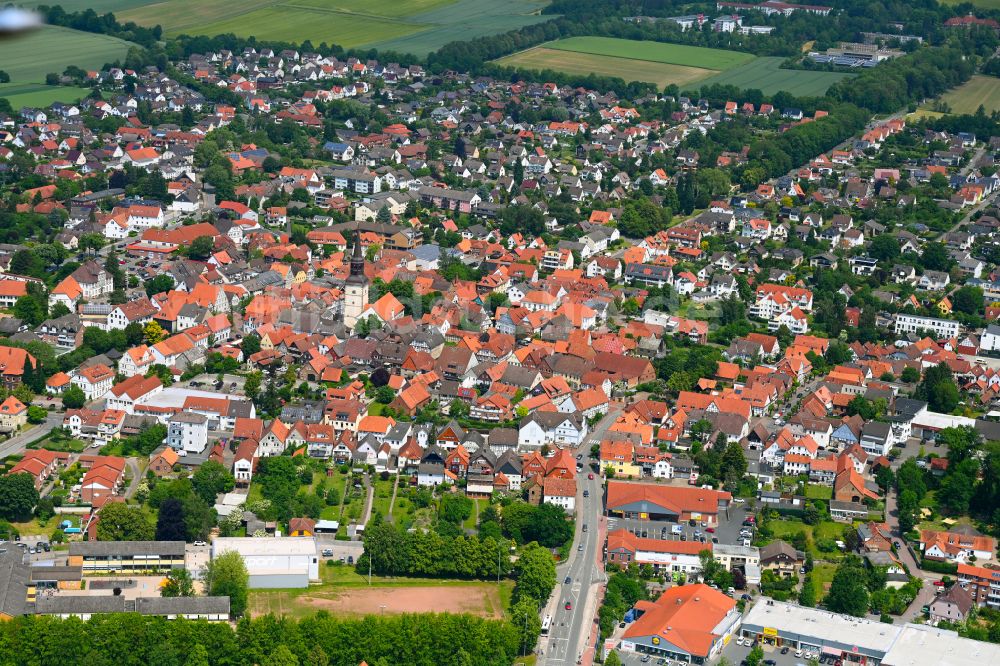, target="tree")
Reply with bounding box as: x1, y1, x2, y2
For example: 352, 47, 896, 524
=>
96, 502, 154, 541
191, 460, 236, 505
604, 651, 622, 666
510, 598, 542, 655
143, 321, 168, 344
145, 274, 175, 297
241, 333, 261, 357
267, 645, 300, 666
901, 366, 920, 383
921, 242, 952, 272
0, 473, 39, 522
513, 543, 556, 607
188, 236, 215, 260
161, 568, 194, 597
868, 235, 900, 262
897, 489, 918, 534
825, 556, 870, 616
916, 364, 960, 413
720, 441, 747, 489
156, 497, 188, 541
799, 576, 817, 607
204, 550, 249, 616
746, 644, 764, 666
27, 405, 47, 424
62, 384, 86, 409
952, 285, 984, 315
